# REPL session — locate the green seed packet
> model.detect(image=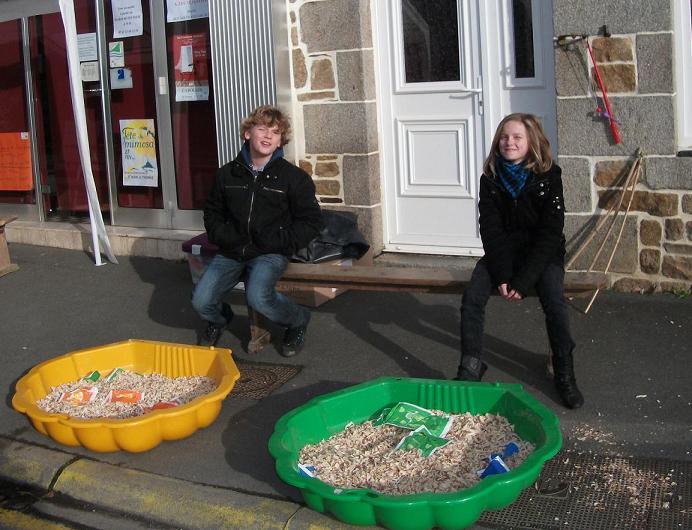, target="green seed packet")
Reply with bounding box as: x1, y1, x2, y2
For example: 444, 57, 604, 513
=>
104, 367, 124, 382
82, 370, 101, 382
394, 425, 450, 457
383, 402, 452, 437
372, 407, 391, 426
